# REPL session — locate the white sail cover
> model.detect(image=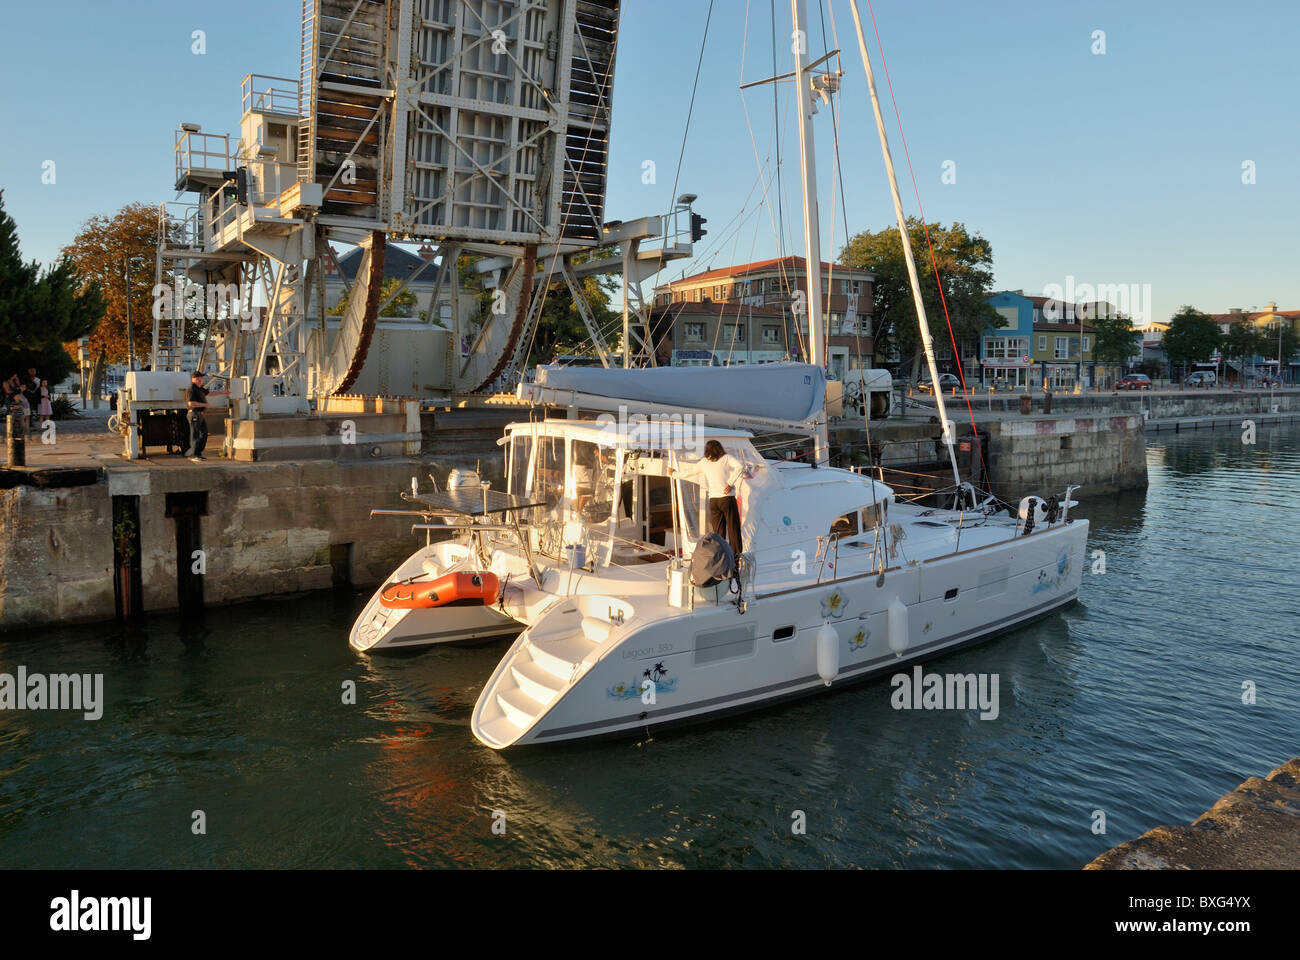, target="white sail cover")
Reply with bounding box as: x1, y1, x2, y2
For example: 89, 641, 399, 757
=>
531, 362, 826, 424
